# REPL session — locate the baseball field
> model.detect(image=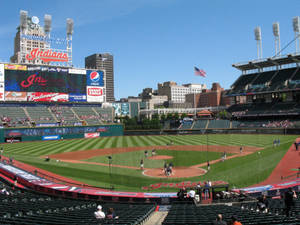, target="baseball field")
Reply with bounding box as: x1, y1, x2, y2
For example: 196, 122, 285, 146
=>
2, 134, 297, 192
